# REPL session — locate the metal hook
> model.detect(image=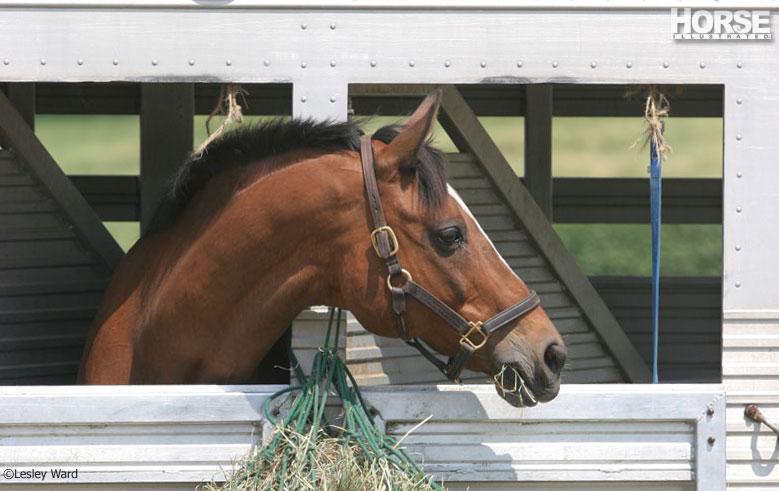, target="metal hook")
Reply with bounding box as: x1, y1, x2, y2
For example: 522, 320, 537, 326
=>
745, 404, 779, 437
